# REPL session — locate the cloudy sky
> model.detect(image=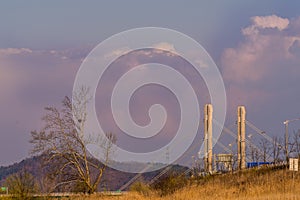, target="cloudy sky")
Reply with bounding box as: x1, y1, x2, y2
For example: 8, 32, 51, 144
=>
1, 1, 300, 166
